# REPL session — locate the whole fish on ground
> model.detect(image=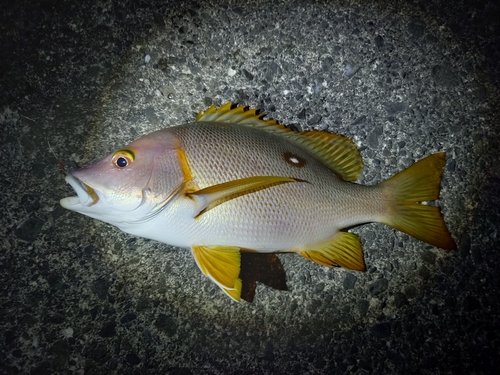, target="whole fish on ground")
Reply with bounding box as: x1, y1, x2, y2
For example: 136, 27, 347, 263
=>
60, 103, 457, 301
